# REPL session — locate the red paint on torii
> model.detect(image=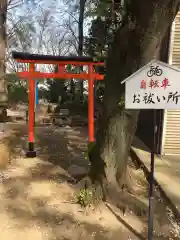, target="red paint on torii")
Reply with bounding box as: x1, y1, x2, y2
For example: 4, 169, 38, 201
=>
12, 51, 104, 156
